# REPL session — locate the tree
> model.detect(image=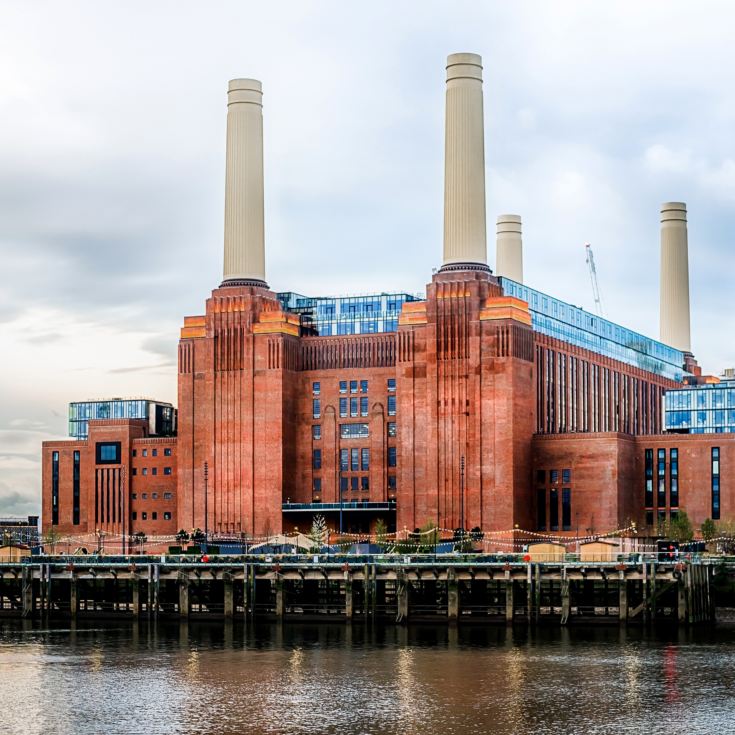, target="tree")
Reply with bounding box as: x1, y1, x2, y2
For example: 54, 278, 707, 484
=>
176, 529, 190, 545
374, 518, 388, 549
666, 511, 694, 543
191, 528, 206, 544
309, 514, 327, 552
701, 518, 717, 542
